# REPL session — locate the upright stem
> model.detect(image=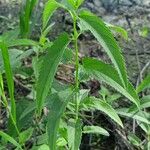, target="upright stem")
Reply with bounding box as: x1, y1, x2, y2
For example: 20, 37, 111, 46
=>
73, 14, 79, 120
